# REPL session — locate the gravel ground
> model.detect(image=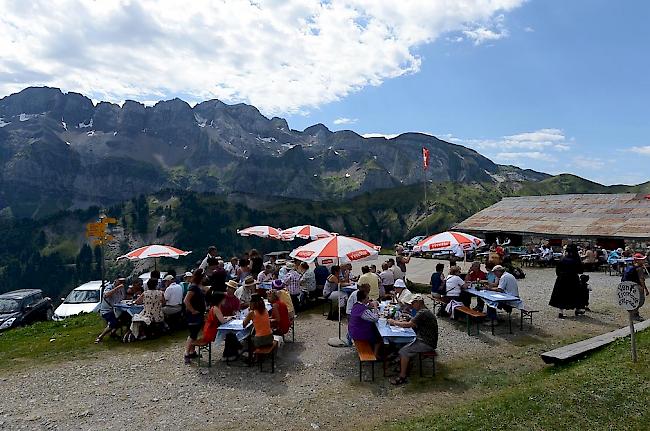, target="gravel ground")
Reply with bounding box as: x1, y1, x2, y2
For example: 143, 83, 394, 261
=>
0, 259, 634, 431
